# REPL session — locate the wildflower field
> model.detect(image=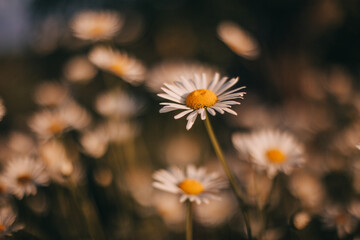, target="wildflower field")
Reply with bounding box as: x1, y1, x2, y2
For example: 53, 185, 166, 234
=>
0, 0, 360, 239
